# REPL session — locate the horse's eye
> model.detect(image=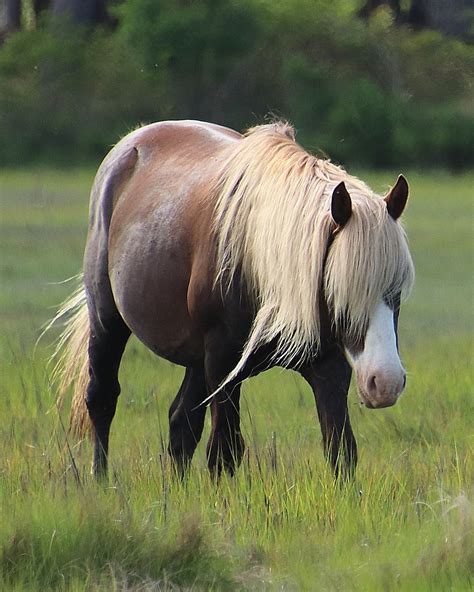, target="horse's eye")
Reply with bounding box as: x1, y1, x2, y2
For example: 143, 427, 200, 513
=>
338, 313, 367, 355
344, 332, 365, 356
383, 291, 401, 311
